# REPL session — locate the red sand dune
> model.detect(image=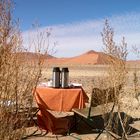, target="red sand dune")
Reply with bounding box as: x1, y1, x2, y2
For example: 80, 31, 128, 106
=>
47, 50, 111, 65
15, 52, 55, 64
16, 52, 54, 60
16, 50, 140, 66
